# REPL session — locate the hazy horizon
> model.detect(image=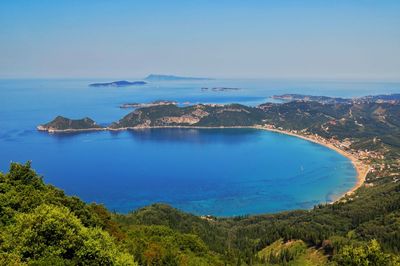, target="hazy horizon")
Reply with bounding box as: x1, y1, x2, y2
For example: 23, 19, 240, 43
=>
1, 0, 400, 80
